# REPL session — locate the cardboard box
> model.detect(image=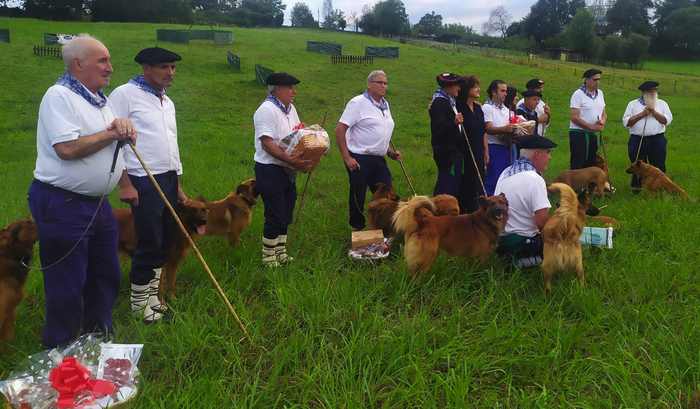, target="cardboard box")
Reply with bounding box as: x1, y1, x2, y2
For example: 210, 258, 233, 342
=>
351, 229, 384, 248
579, 226, 613, 249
